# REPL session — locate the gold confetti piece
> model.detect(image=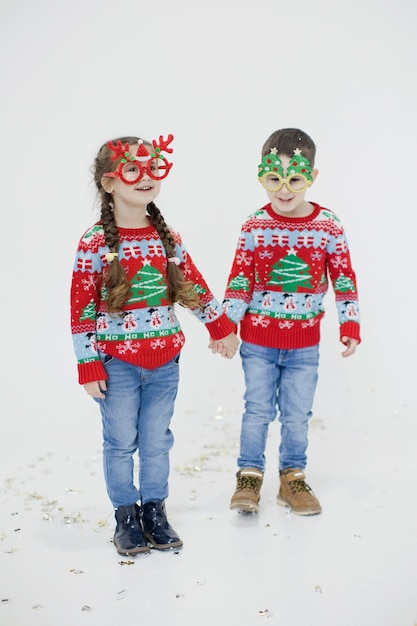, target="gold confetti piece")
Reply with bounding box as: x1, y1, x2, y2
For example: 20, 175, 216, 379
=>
27, 493, 42, 501
42, 499, 59, 509
118, 560, 135, 566
310, 418, 326, 430
314, 585, 323, 593
117, 590, 127, 601
42, 514, 53, 522
264, 523, 270, 528
63, 513, 85, 525
81, 606, 92, 612
4, 547, 19, 554
259, 609, 269, 616
96, 519, 108, 527
70, 569, 85, 575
